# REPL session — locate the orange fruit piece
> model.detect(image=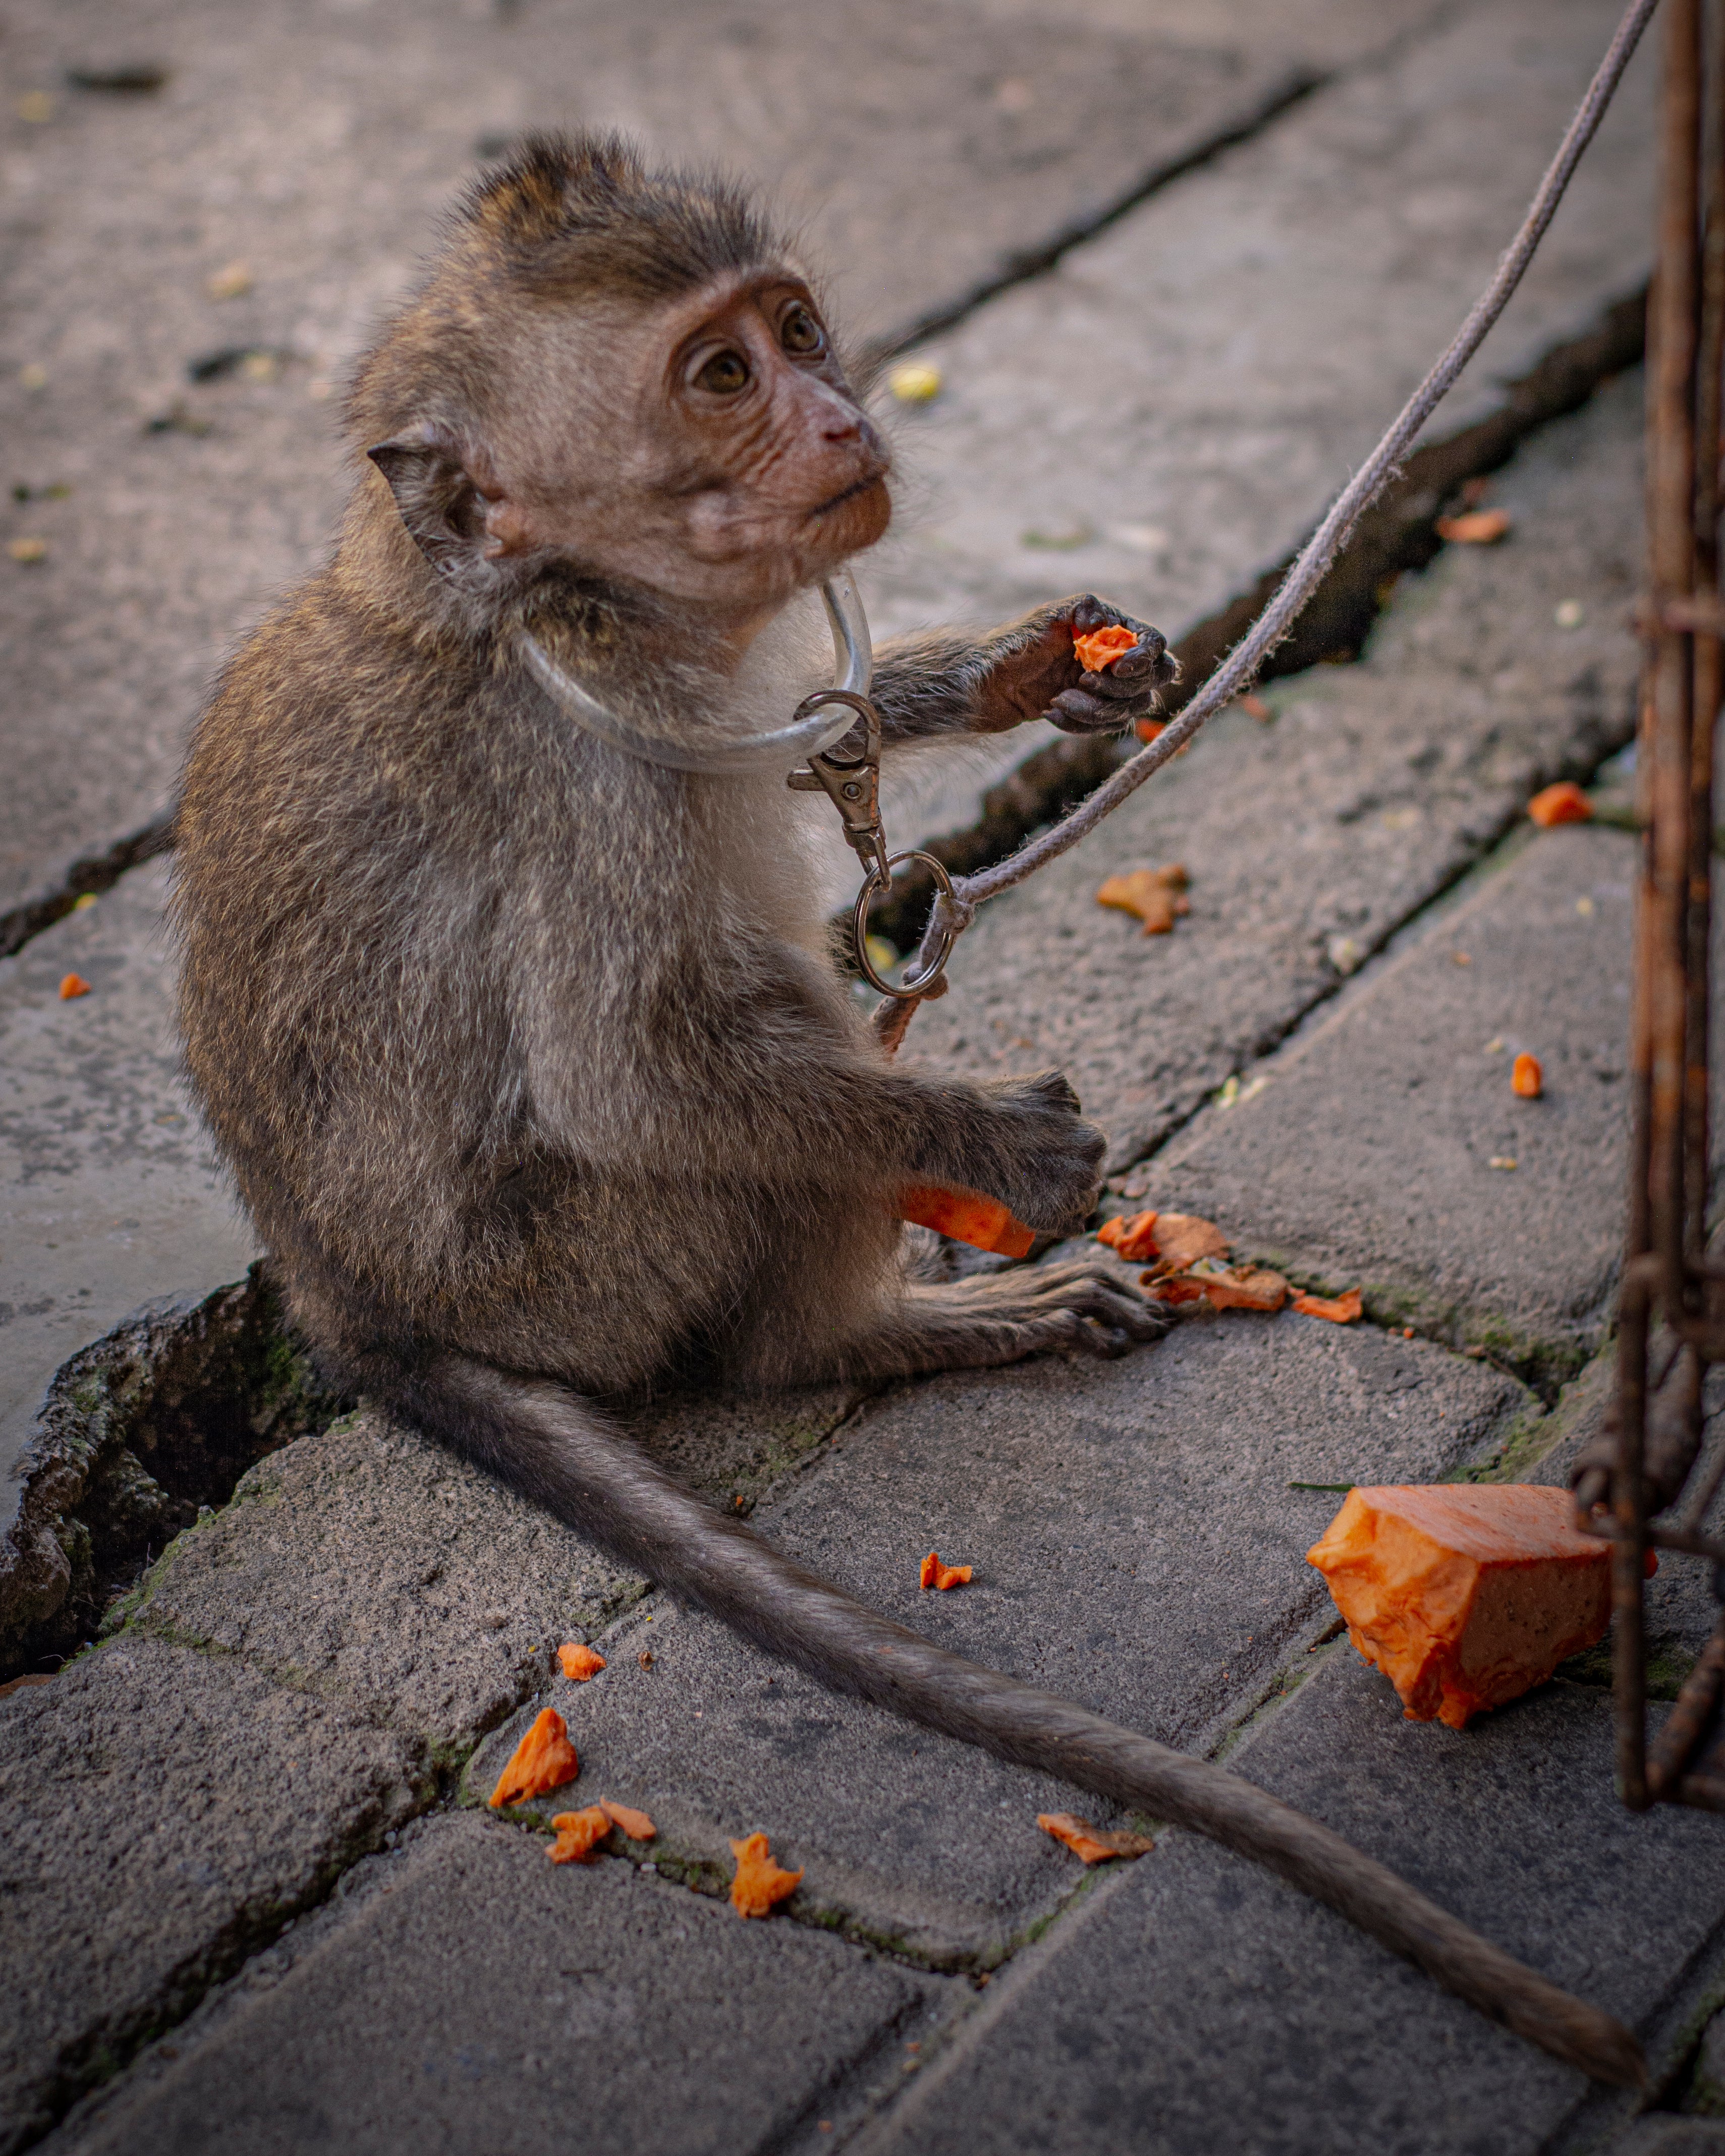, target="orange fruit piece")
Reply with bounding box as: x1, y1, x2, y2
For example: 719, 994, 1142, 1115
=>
1291, 1287, 1363, 1324
1038, 1811, 1156, 1863
598, 1798, 656, 1842
1511, 1053, 1543, 1099
1097, 1209, 1159, 1262
1148, 1214, 1226, 1267
488, 1707, 579, 1807
901, 1184, 1035, 1259
920, 1551, 973, 1591
558, 1641, 607, 1681
730, 1832, 802, 1917
1435, 507, 1511, 545
1073, 622, 1139, 672
1095, 865, 1191, 936
1527, 781, 1591, 827
59, 974, 91, 1000
1188, 1261, 1287, 1313
1135, 717, 1165, 743
1306, 1484, 1624, 1729
547, 1805, 610, 1863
